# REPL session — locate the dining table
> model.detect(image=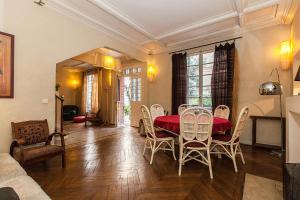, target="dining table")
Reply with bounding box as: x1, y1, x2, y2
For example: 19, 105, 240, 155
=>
154, 115, 232, 136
